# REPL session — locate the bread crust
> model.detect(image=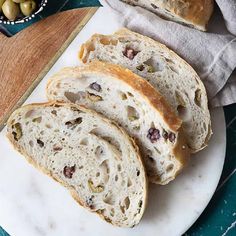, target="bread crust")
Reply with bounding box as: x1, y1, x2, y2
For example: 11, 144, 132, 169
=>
7, 101, 148, 228
121, 0, 214, 31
